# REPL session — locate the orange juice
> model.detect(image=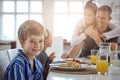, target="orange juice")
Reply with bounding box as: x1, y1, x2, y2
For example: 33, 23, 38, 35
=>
91, 56, 97, 64
96, 60, 108, 73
